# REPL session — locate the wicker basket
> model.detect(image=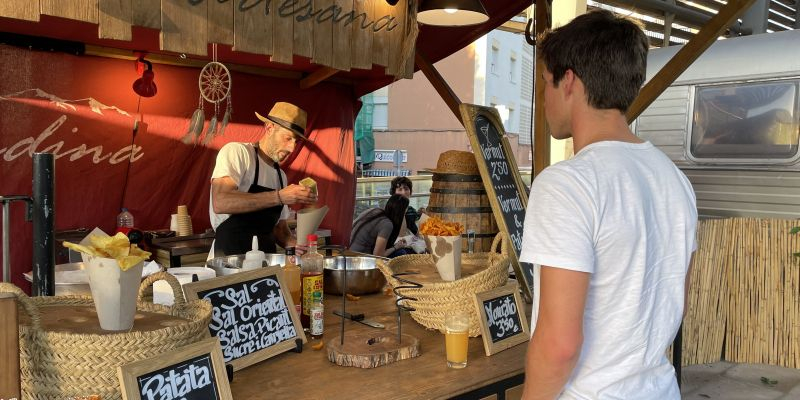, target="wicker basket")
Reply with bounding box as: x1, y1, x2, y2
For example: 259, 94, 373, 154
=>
377, 233, 510, 337
0, 272, 212, 400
